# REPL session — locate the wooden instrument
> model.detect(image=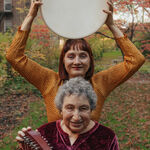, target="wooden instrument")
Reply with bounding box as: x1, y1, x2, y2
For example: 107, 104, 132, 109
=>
20, 130, 52, 150
41, 0, 108, 39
